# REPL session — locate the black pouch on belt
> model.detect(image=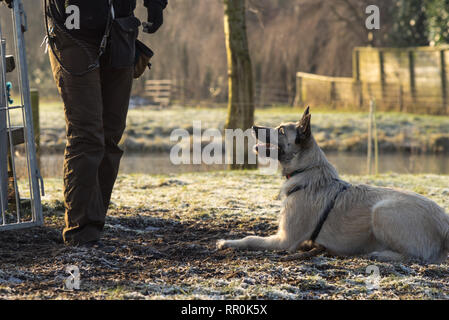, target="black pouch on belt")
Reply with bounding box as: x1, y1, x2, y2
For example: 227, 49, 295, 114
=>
134, 39, 154, 79
108, 16, 141, 68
